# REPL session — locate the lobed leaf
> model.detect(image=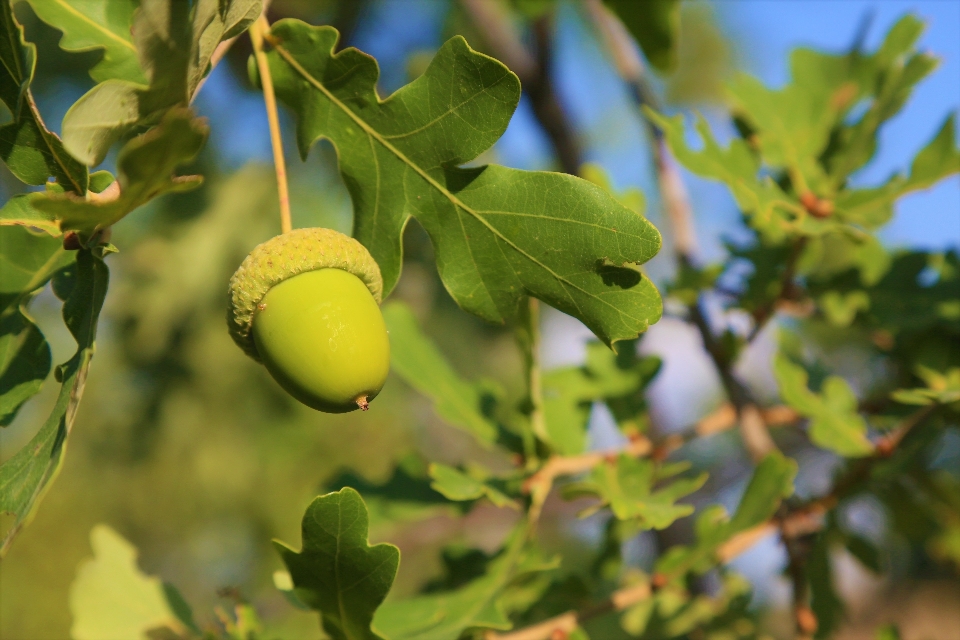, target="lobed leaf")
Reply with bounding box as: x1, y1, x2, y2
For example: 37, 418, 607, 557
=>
382, 301, 498, 446
274, 487, 400, 640
61, 0, 259, 166
0, 2, 88, 192
429, 463, 515, 509
266, 23, 662, 347
23, 0, 147, 85
542, 341, 660, 454
656, 452, 796, 576
22, 109, 208, 240
0, 248, 109, 557
0, 227, 74, 426
373, 526, 554, 640
774, 354, 874, 457
567, 455, 707, 529
70, 525, 199, 640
